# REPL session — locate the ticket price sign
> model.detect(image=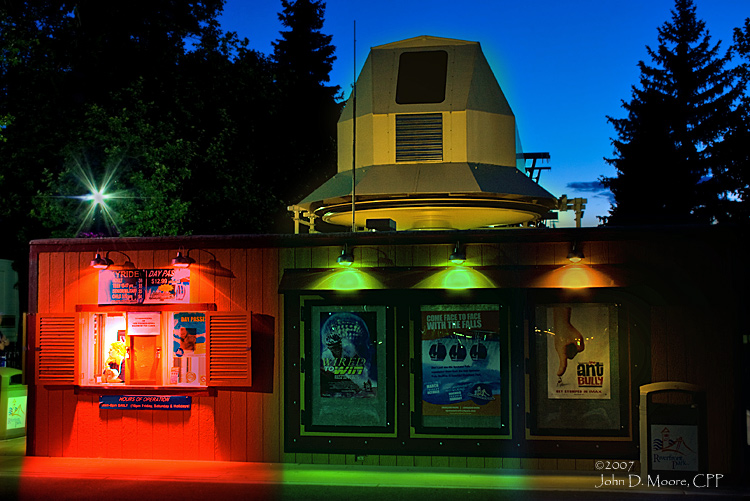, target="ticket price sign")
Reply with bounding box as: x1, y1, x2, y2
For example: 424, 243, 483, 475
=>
98, 270, 145, 304
98, 269, 190, 305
